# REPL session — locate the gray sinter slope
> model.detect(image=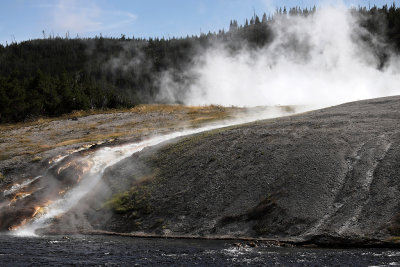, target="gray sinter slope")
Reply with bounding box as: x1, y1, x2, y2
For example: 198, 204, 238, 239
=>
98, 96, 400, 244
